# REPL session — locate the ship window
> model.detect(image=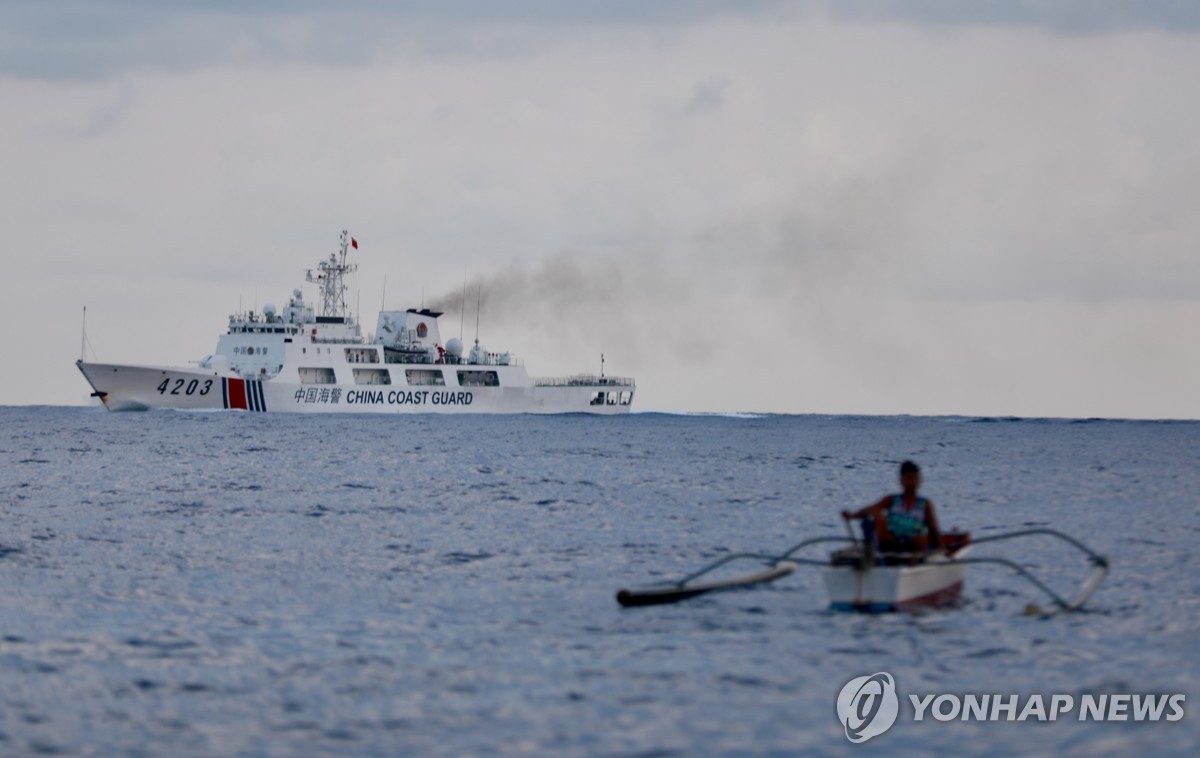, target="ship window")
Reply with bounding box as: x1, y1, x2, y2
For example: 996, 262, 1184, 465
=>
406, 369, 446, 386
345, 348, 380, 364
620, 392, 632, 406
590, 392, 604, 406
607, 392, 617, 405
298, 367, 336, 385
457, 370, 499, 387
353, 368, 391, 385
